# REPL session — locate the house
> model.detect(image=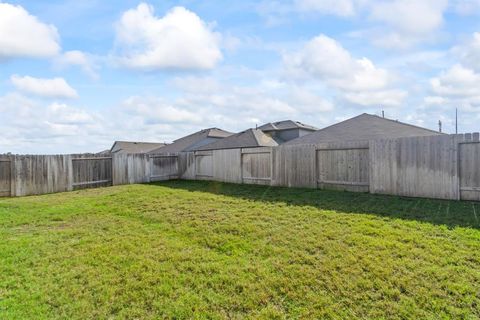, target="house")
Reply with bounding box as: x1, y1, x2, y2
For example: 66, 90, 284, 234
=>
110, 141, 166, 154
194, 129, 278, 151
149, 128, 233, 154
258, 120, 317, 144
286, 113, 443, 145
